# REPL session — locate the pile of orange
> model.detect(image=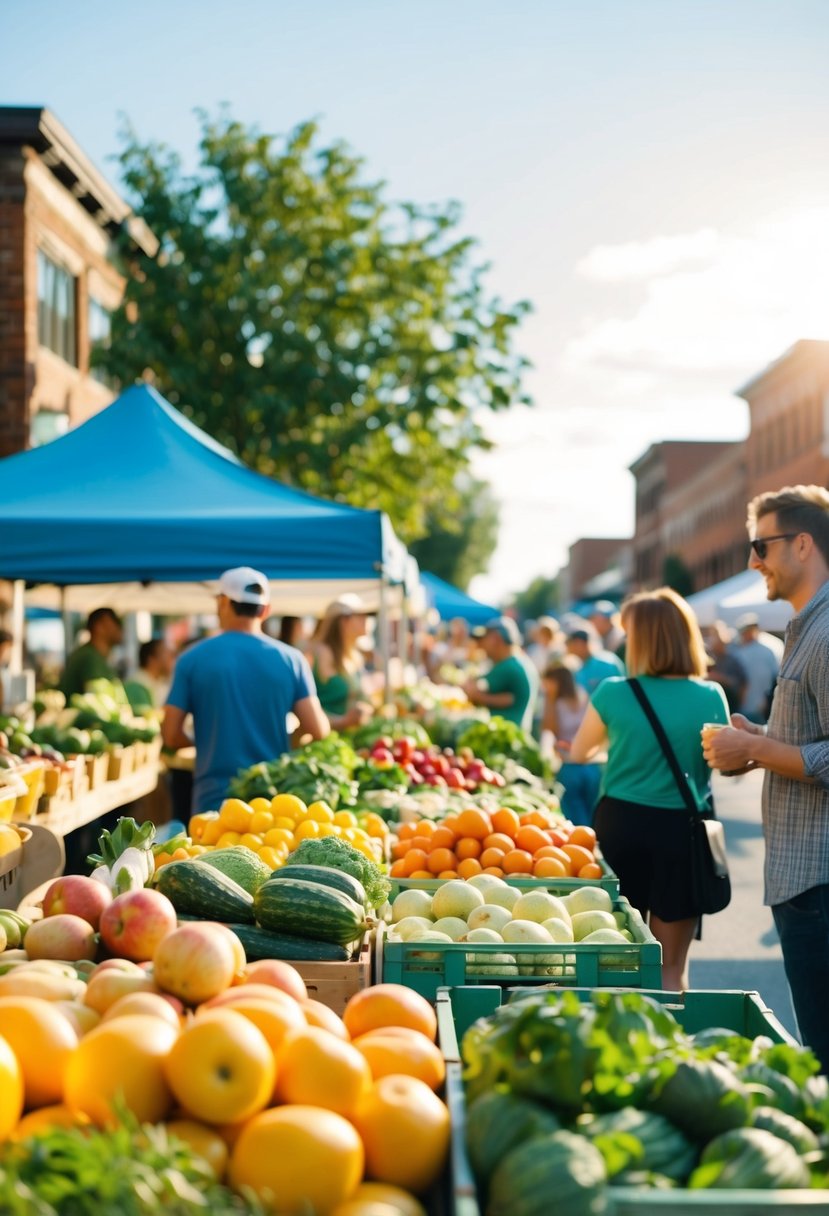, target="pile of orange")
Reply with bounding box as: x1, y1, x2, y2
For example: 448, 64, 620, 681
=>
389, 807, 601, 881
